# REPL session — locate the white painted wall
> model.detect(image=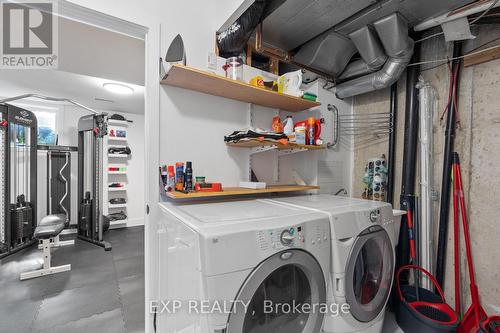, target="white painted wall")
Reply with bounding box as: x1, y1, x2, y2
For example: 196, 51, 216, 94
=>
61, 3, 353, 333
